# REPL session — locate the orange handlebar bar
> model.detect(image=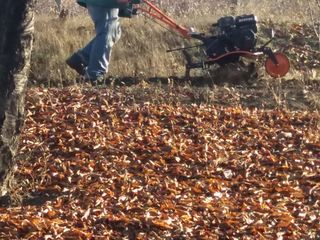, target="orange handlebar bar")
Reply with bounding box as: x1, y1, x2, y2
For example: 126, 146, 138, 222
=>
135, 0, 191, 38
